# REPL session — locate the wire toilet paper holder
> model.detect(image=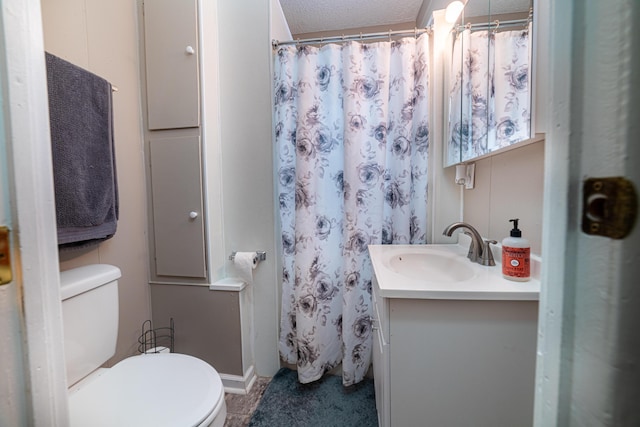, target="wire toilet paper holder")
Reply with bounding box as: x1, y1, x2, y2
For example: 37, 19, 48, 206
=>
228, 251, 266, 263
